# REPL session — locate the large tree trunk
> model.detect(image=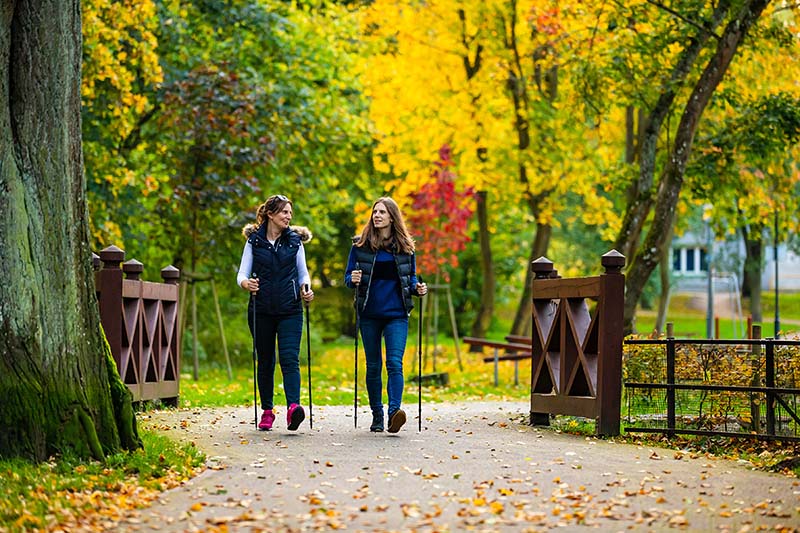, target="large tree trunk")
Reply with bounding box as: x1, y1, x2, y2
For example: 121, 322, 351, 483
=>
655, 223, 675, 336
458, 8, 494, 343
622, 0, 771, 334
0, 0, 140, 460
469, 191, 495, 341
509, 222, 551, 336
613, 2, 730, 261
741, 223, 764, 324
504, 0, 556, 338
